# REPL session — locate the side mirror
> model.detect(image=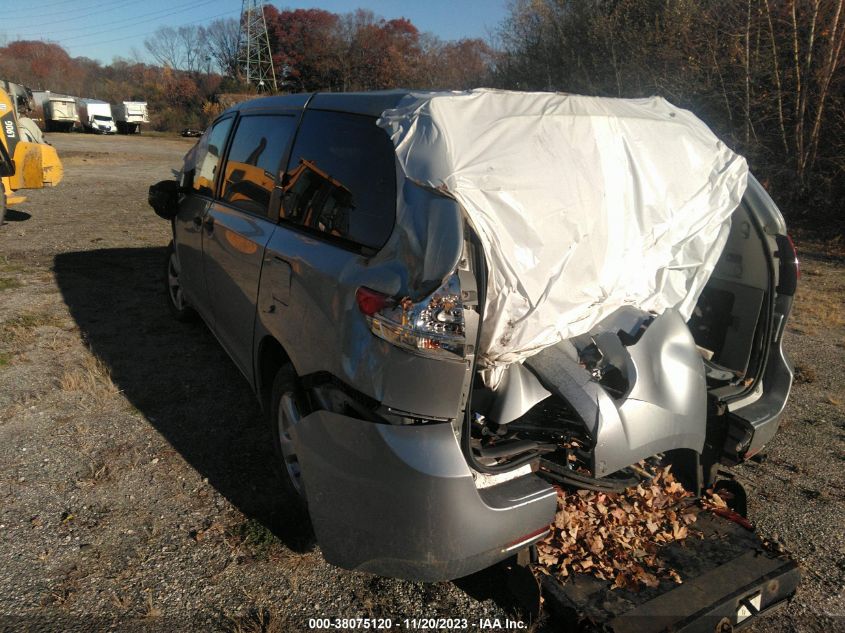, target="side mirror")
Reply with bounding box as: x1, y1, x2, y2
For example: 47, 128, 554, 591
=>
148, 180, 182, 219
